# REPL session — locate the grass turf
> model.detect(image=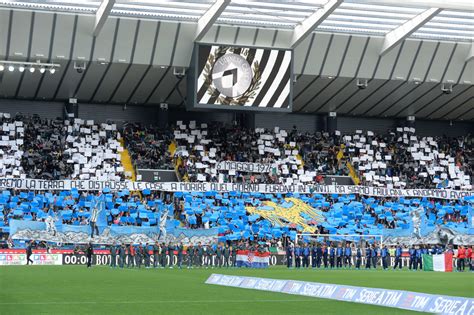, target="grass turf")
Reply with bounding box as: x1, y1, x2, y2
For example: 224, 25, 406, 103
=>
1, 266, 472, 315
